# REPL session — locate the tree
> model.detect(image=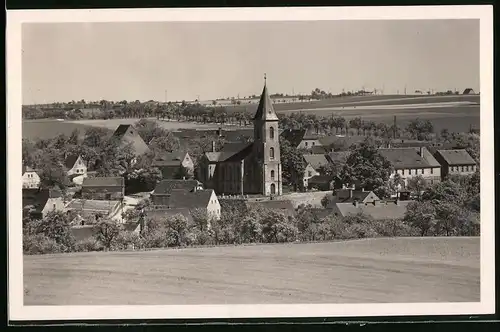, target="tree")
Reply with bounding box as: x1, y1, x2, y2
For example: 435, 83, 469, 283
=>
149, 134, 181, 153
280, 138, 306, 191
407, 175, 428, 199
388, 173, 405, 197
174, 166, 191, 179
421, 179, 468, 205
406, 118, 434, 140
260, 210, 298, 243
93, 219, 121, 249
164, 214, 190, 247
339, 140, 393, 196
35, 210, 76, 251
403, 201, 436, 236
